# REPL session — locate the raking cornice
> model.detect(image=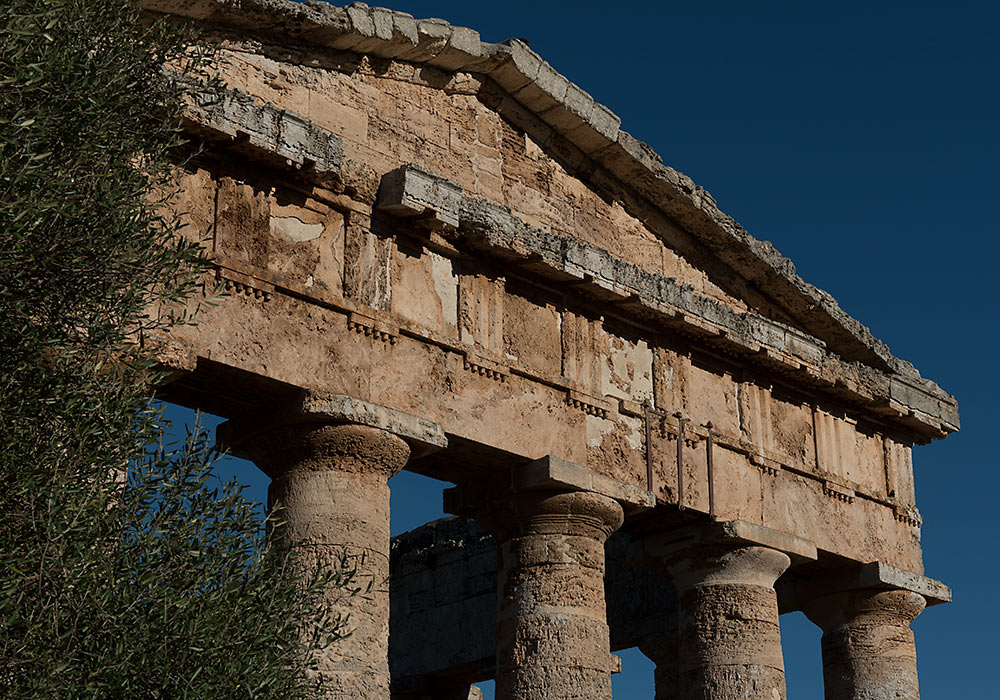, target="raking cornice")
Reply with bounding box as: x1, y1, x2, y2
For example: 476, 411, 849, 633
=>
141, 0, 959, 435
